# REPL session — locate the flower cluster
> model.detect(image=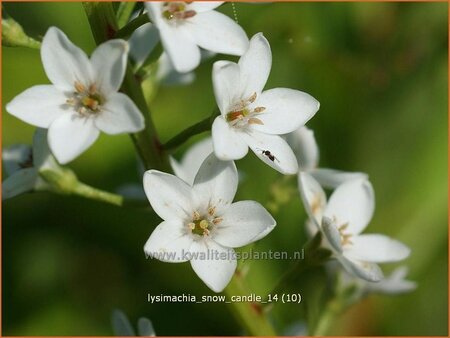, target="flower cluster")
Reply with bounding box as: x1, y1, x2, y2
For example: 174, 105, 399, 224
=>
4, 1, 413, 296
